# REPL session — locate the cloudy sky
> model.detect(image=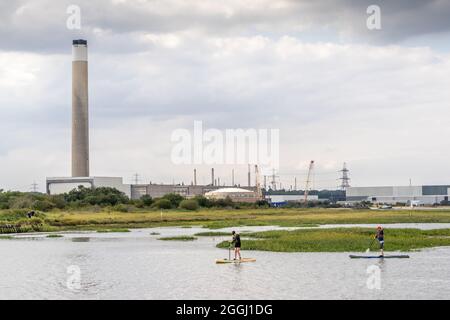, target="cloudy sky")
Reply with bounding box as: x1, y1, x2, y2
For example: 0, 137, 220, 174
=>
1, 0, 450, 191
